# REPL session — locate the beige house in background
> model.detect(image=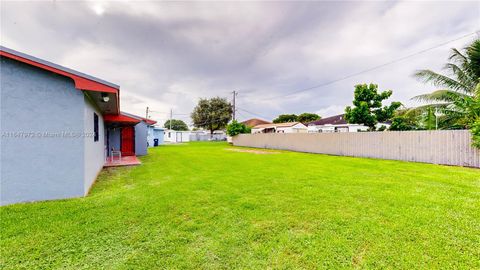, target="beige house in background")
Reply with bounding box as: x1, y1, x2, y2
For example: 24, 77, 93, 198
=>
307, 114, 390, 133
252, 122, 308, 134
